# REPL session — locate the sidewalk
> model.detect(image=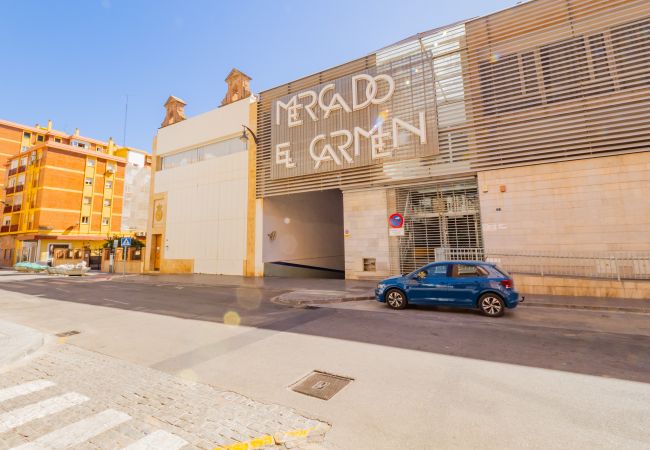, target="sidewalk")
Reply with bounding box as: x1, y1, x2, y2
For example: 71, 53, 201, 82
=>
120, 274, 650, 313
0, 319, 44, 367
